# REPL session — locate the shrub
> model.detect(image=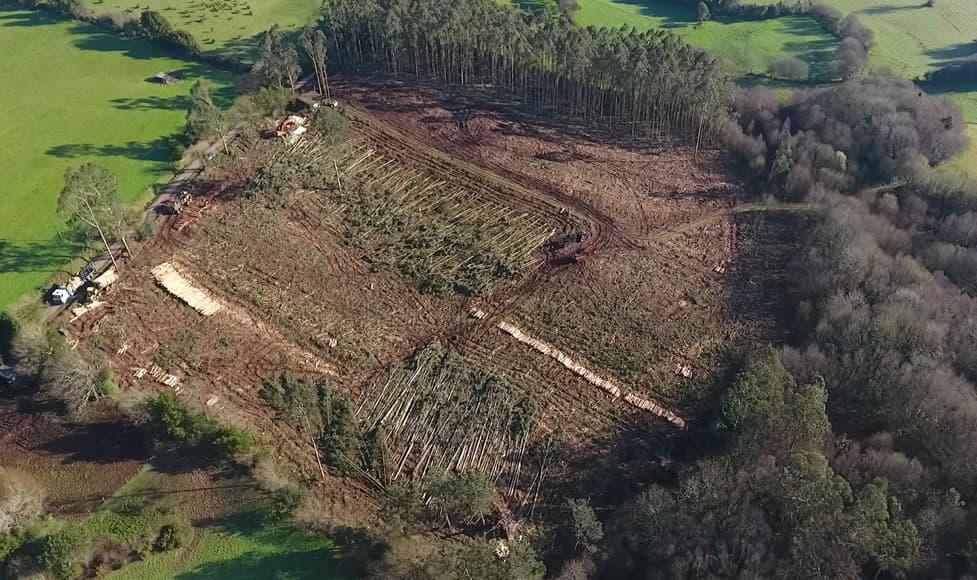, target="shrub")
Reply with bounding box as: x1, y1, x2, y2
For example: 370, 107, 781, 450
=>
135, 218, 156, 242
49, 0, 94, 20
423, 468, 497, 528
98, 368, 119, 397
139, 11, 202, 57
151, 518, 192, 552
28, 527, 86, 580
0, 311, 17, 364
769, 57, 809, 81
269, 485, 306, 521
145, 393, 254, 459
313, 107, 349, 145
241, 87, 291, 119
40, 348, 101, 414
0, 468, 45, 536
208, 425, 255, 456
98, 10, 140, 34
